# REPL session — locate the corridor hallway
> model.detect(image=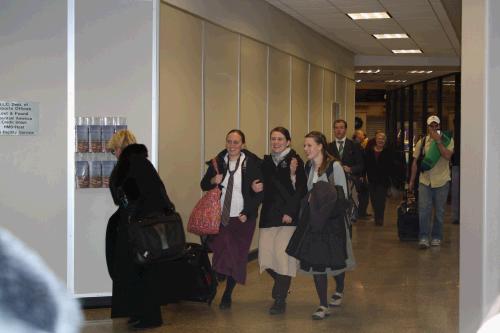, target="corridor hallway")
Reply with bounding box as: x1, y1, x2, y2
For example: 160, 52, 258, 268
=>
83, 197, 459, 333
